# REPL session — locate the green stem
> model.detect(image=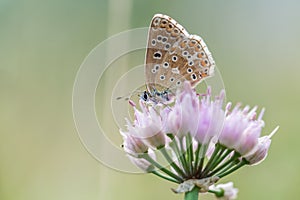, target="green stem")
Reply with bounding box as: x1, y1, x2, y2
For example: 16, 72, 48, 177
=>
180, 138, 190, 176
184, 186, 199, 200
206, 149, 233, 175
200, 144, 222, 176
151, 171, 180, 184
208, 189, 224, 197
193, 143, 201, 174
195, 144, 208, 177
208, 161, 235, 177
209, 148, 227, 168
142, 154, 183, 182
160, 148, 185, 177
209, 152, 240, 177
215, 149, 232, 165
170, 138, 188, 178
186, 134, 194, 175
218, 158, 248, 178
